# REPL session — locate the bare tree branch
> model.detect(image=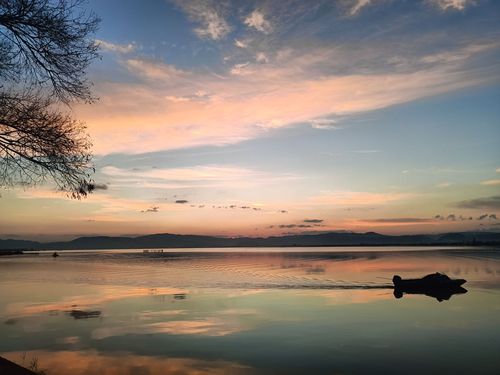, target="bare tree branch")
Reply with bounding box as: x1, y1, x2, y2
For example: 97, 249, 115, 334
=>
0, 0, 100, 198
0, 0, 100, 103
0, 91, 95, 197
